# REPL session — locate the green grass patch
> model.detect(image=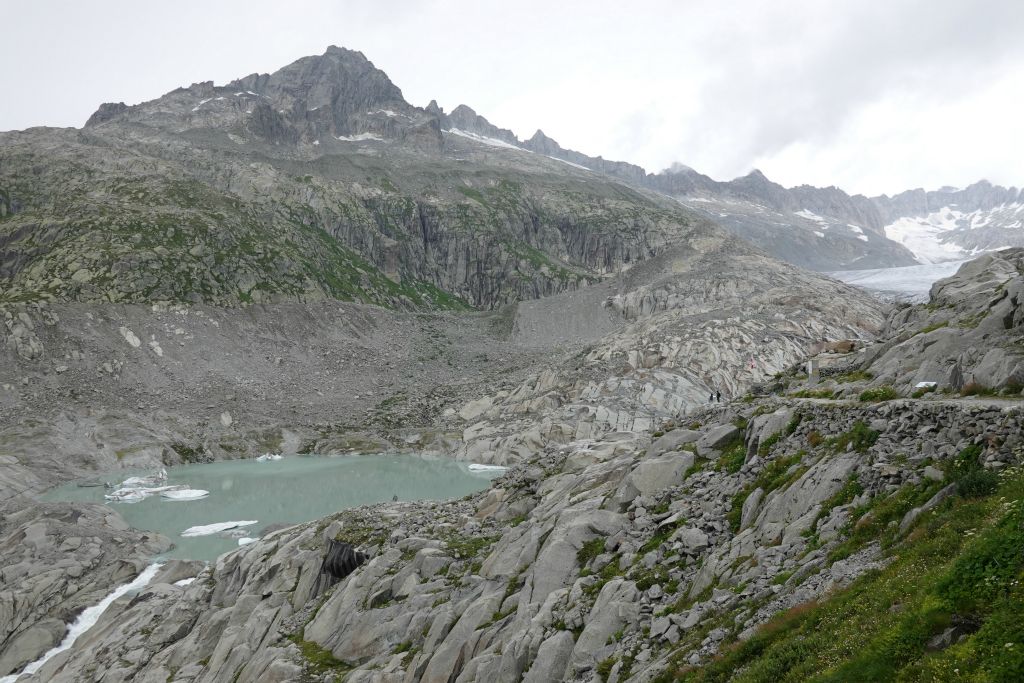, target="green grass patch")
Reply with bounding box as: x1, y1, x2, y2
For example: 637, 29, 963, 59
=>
719, 441, 748, 474
789, 389, 835, 399
911, 385, 937, 398
443, 532, 499, 559
913, 320, 950, 336
578, 537, 607, 567
859, 385, 899, 402
758, 433, 783, 456
825, 421, 879, 453
961, 381, 998, 397
727, 452, 808, 533
947, 445, 1000, 499
287, 632, 352, 677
